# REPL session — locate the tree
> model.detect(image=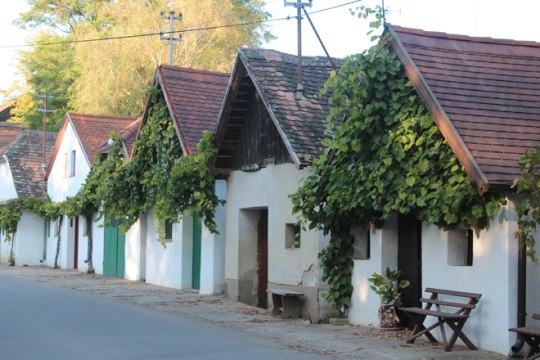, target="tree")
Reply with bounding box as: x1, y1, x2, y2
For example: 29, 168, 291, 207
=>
13, 0, 272, 118
10, 31, 77, 130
